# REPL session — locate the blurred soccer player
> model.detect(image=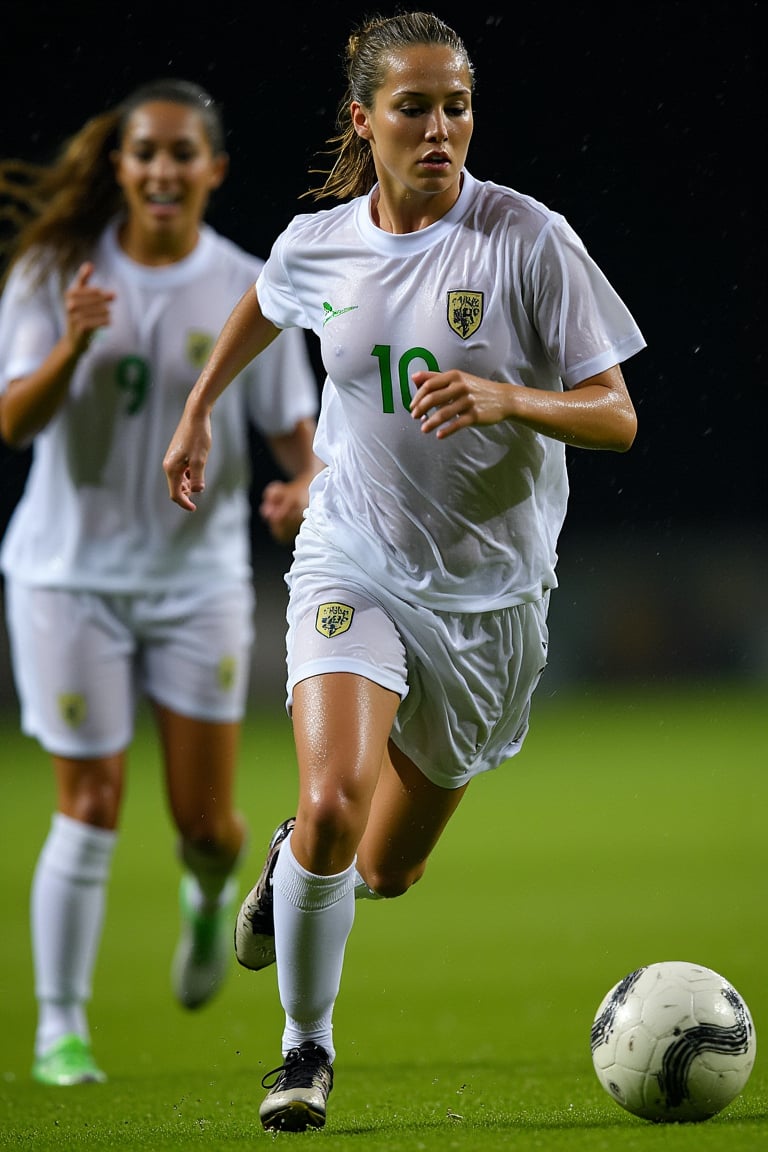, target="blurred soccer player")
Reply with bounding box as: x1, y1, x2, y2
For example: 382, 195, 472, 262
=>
0, 79, 322, 1085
